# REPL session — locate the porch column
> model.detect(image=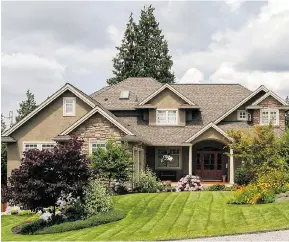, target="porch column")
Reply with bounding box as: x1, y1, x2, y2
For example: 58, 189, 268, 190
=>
189, 144, 192, 175
229, 148, 234, 184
